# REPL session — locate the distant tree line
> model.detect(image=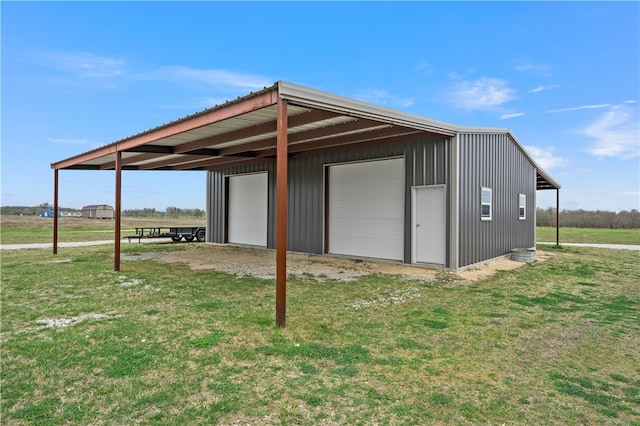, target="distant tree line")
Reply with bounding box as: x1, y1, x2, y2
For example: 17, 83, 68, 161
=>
2, 204, 637, 228
122, 206, 205, 218
0, 204, 205, 219
537, 208, 640, 229
0, 203, 75, 216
